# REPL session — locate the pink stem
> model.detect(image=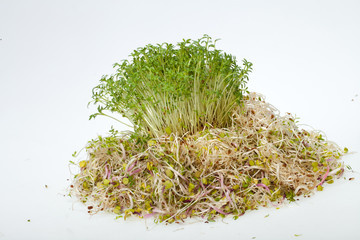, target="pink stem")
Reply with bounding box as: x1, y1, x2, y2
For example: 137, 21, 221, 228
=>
127, 161, 137, 172
212, 206, 229, 215
256, 183, 270, 192
219, 174, 230, 192
153, 208, 165, 213
104, 165, 110, 179
318, 165, 330, 186
194, 190, 211, 202
144, 212, 157, 219
129, 168, 141, 176
225, 190, 234, 207
220, 174, 225, 190
186, 207, 192, 217
338, 168, 344, 178
219, 174, 233, 205
200, 180, 206, 190
107, 168, 111, 179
